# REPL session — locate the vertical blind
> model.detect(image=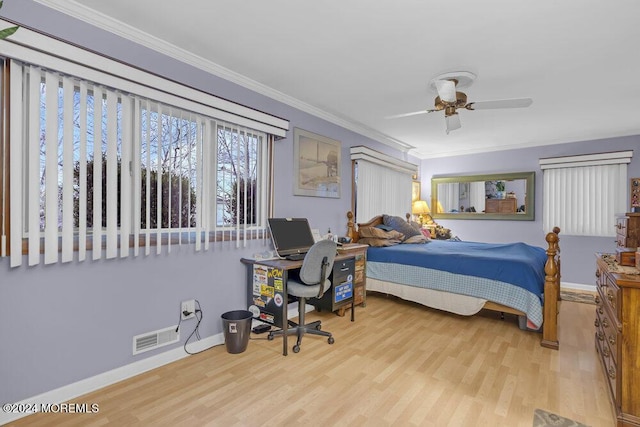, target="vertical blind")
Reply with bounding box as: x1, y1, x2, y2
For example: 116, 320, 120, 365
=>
540, 151, 632, 236
6, 61, 270, 267
351, 146, 417, 224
